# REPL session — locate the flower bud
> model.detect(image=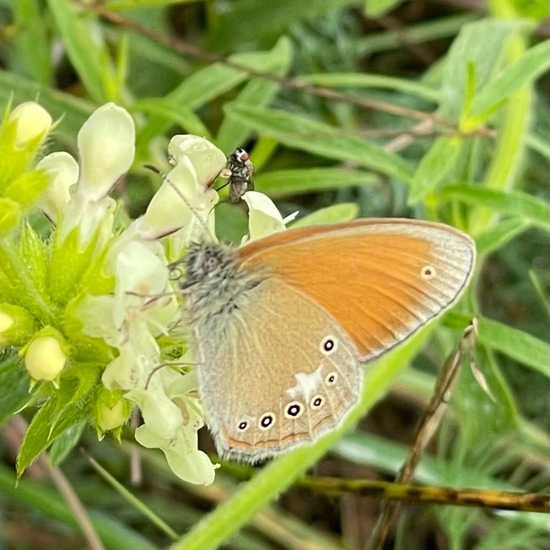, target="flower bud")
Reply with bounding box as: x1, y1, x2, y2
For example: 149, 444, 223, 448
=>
96, 389, 129, 433
10, 102, 52, 149
24, 329, 68, 382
